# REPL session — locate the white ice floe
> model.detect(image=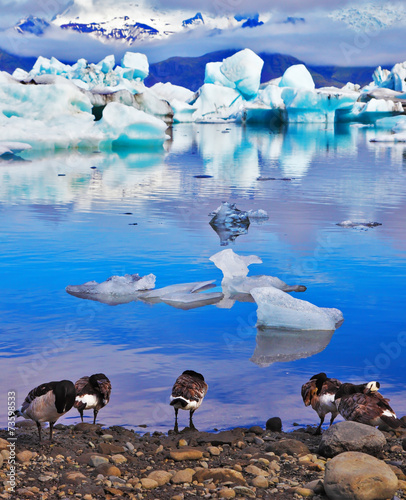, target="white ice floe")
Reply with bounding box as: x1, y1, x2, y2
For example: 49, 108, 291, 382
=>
160, 291, 224, 310
66, 273, 156, 296
210, 249, 261, 280
251, 286, 343, 331
139, 280, 223, 310
139, 280, 216, 300
209, 249, 306, 299
337, 220, 382, 228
